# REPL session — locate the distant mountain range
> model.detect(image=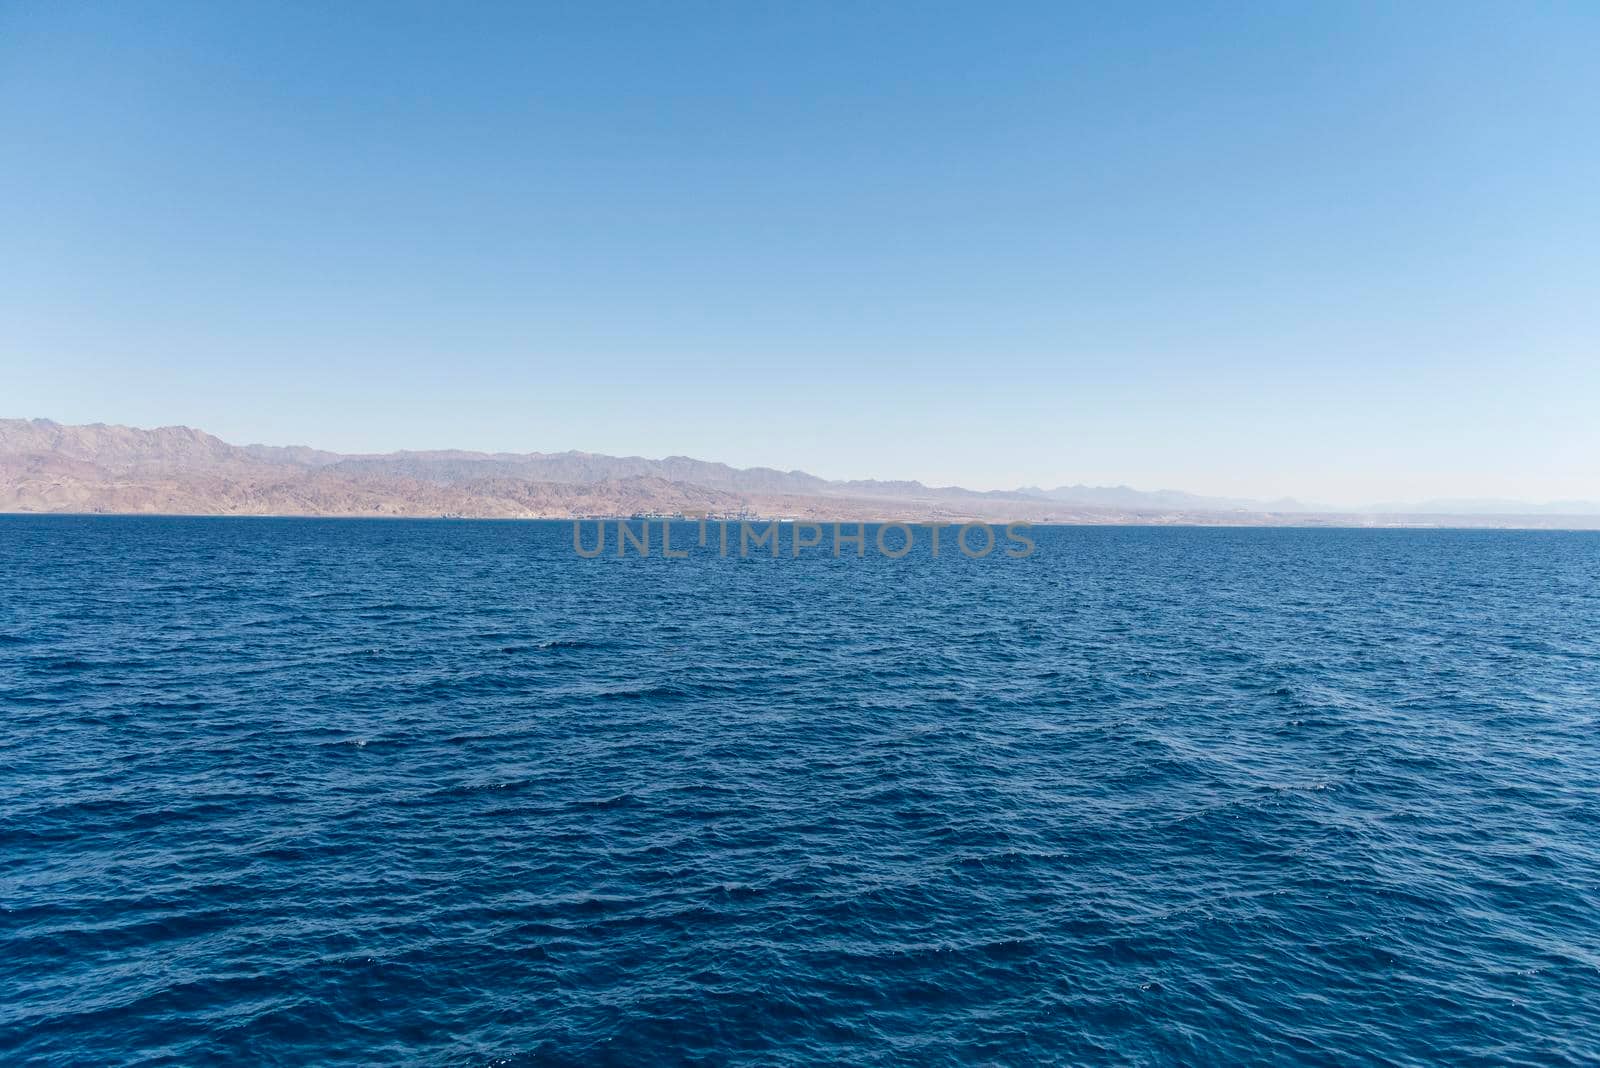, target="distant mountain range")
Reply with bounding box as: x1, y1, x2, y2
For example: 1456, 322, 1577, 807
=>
1018, 485, 1600, 516
2, 418, 1596, 527
1017, 484, 1316, 513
